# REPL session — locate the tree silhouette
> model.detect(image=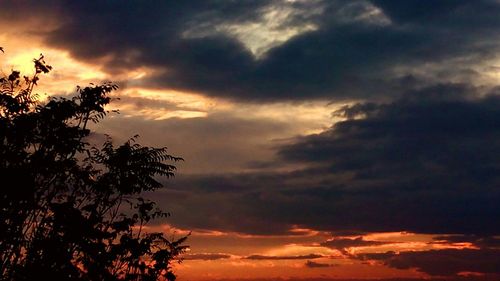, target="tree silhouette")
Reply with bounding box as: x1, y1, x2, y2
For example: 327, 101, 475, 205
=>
0, 49, 187, 281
